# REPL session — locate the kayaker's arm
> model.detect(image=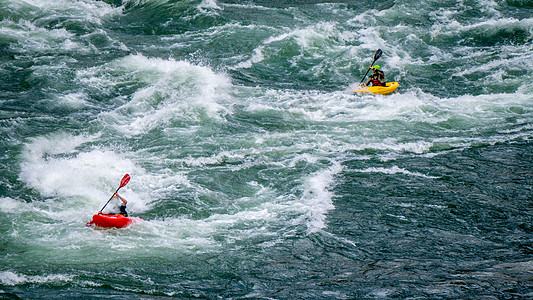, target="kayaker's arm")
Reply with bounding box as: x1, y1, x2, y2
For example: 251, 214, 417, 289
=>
114, 193, 127, 205
97, 194, 127, 215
